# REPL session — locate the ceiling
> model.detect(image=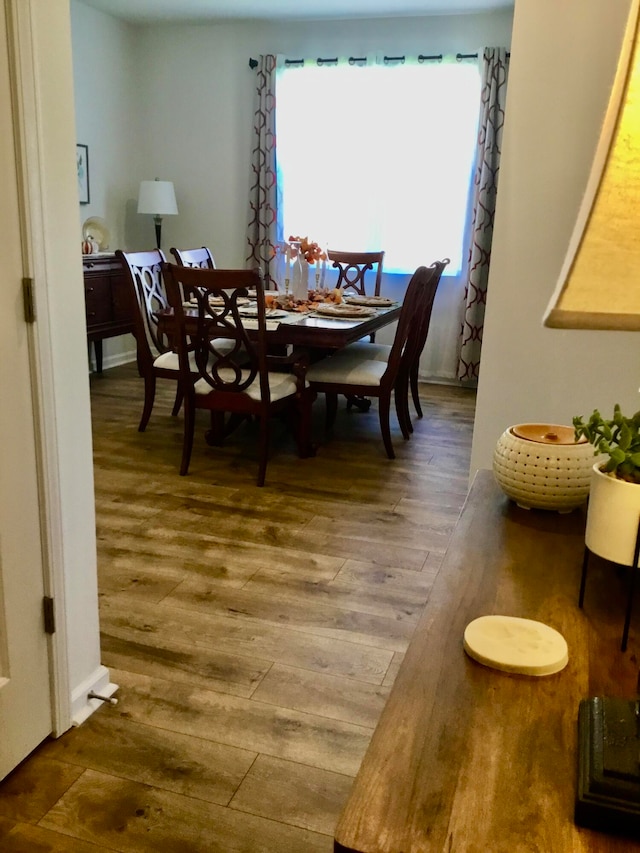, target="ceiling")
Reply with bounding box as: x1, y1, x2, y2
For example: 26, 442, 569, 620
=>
77, 0, 514, 24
